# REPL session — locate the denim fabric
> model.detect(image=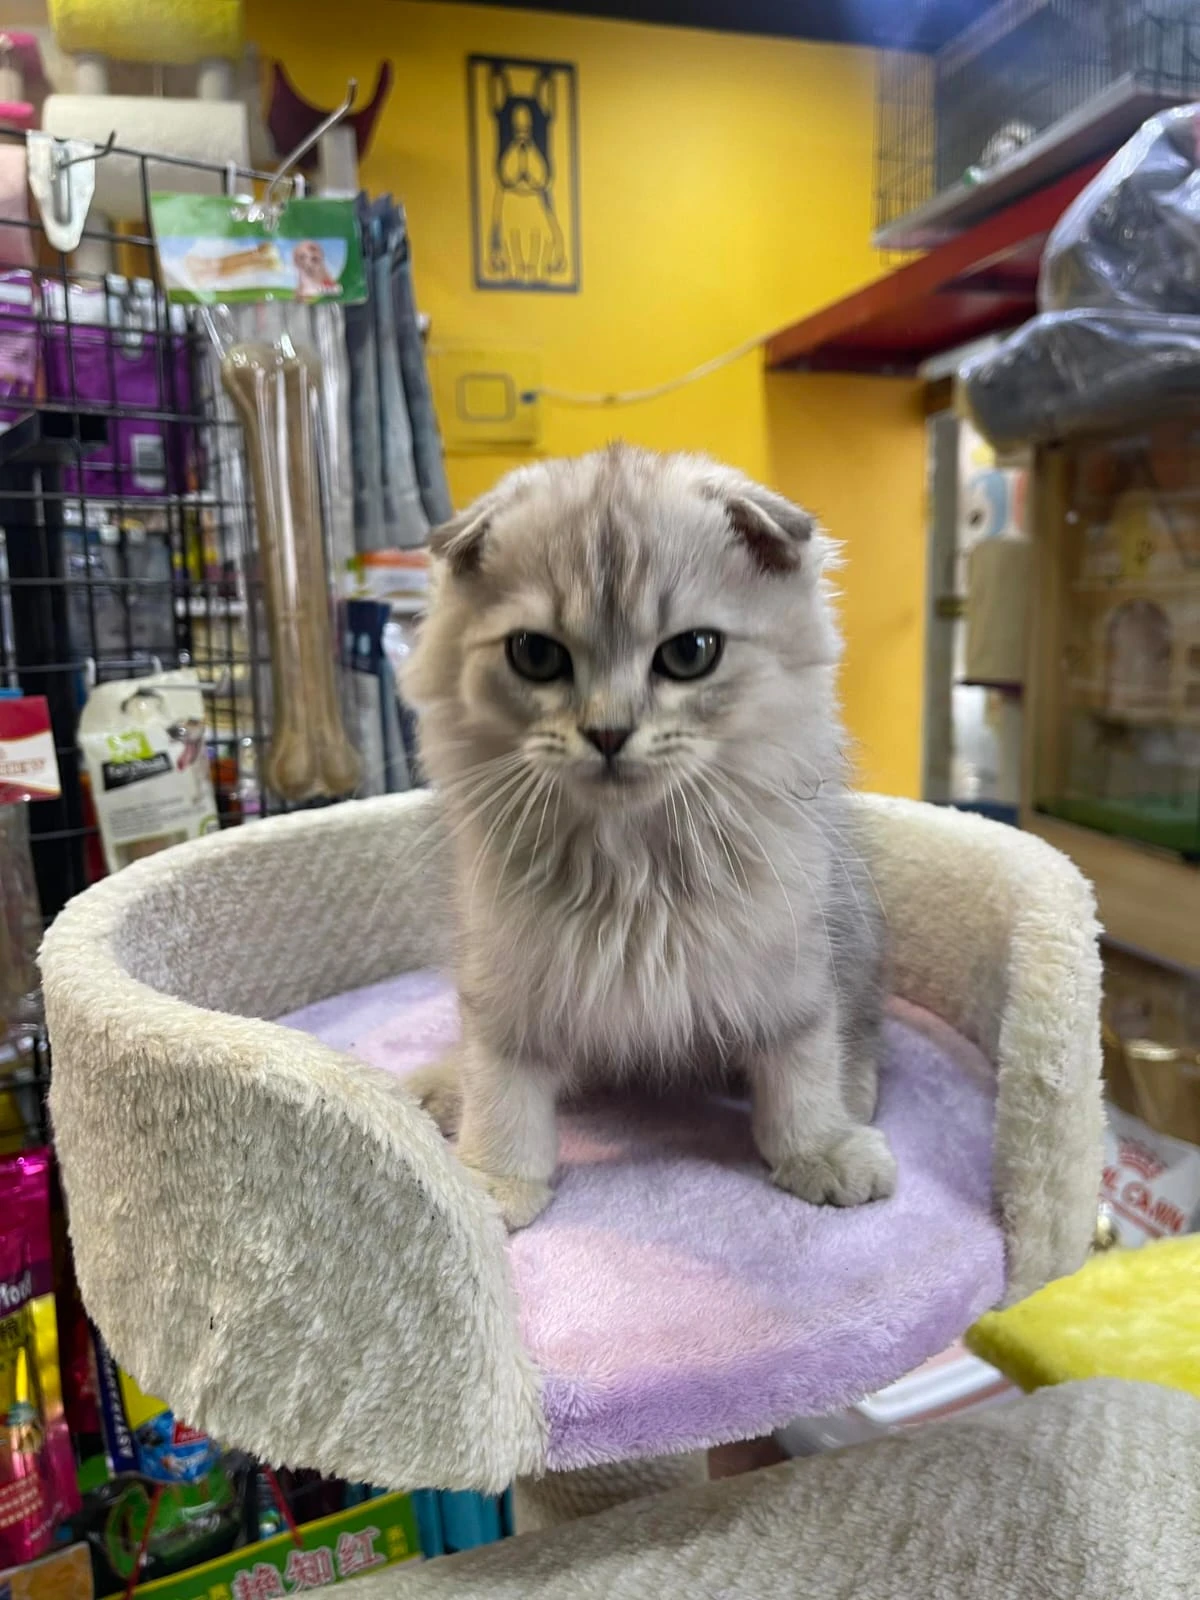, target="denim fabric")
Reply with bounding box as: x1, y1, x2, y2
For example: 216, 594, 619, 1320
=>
391, 205, 453, 526
369, 201, 428, 548
344, 295, 385, 553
